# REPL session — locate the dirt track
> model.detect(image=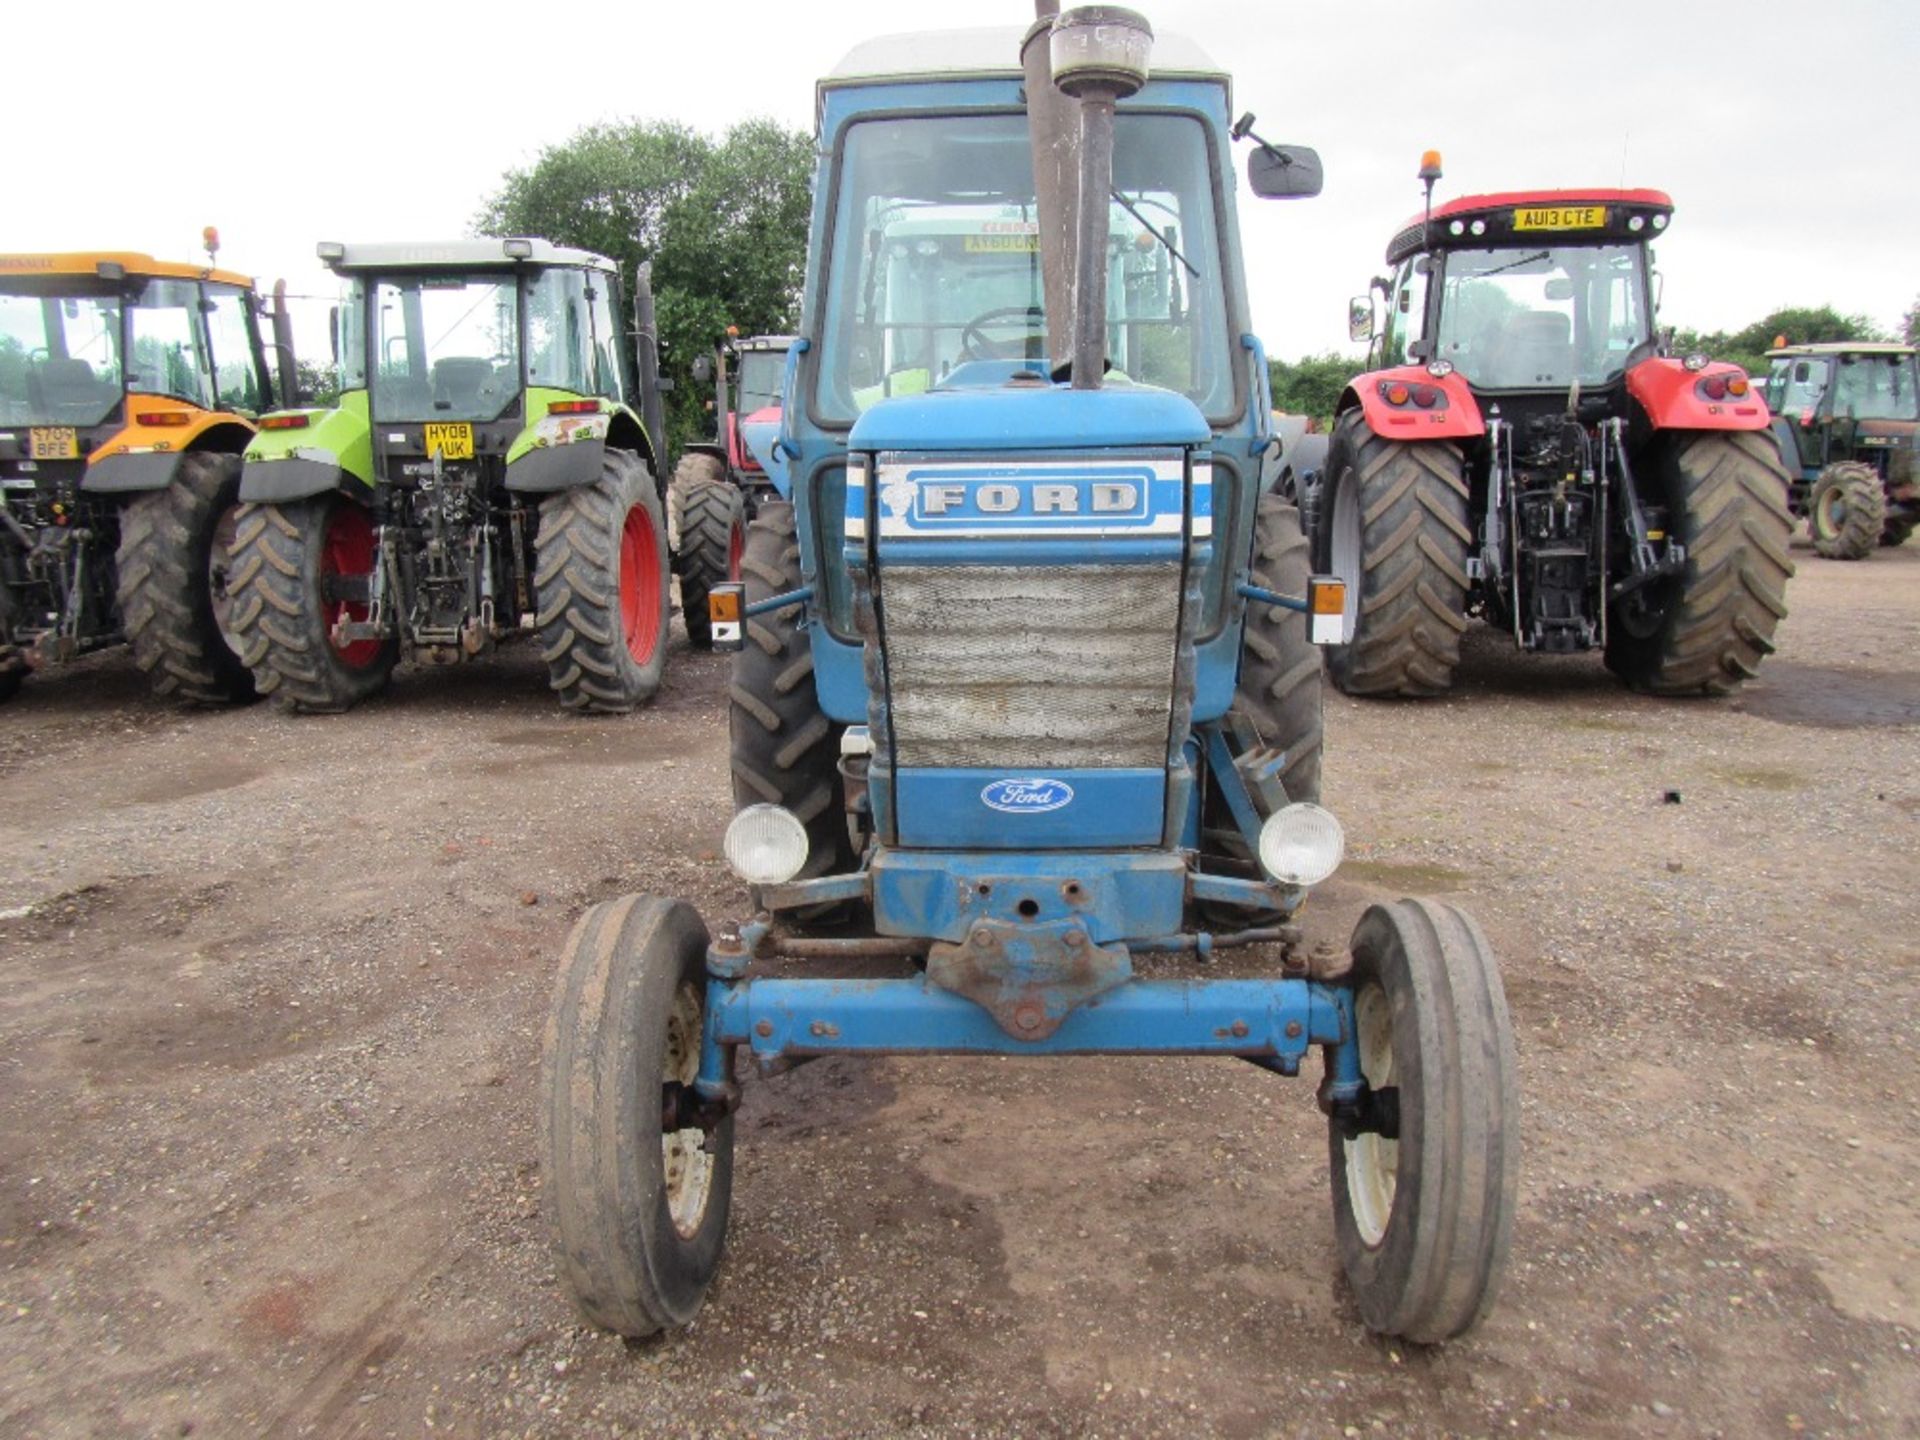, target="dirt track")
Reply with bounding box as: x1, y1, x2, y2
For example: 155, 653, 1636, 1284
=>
2, 543, 1916, 1439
